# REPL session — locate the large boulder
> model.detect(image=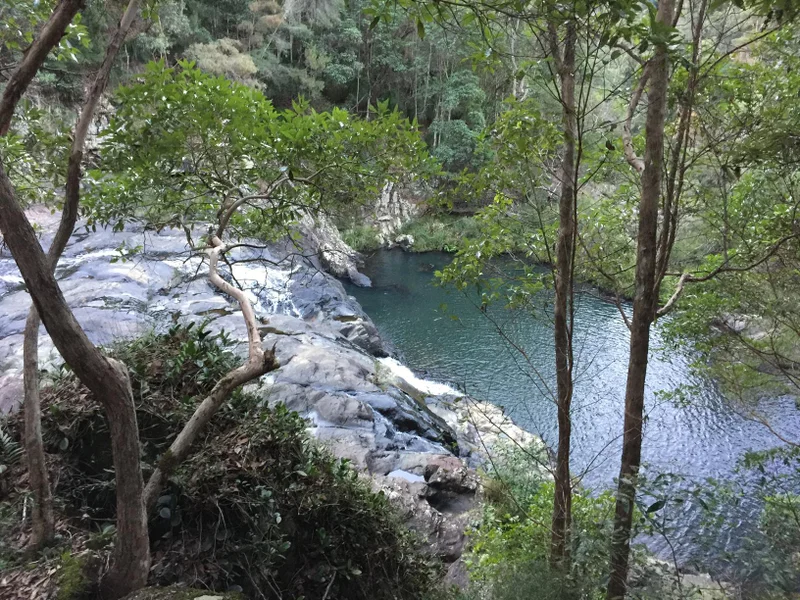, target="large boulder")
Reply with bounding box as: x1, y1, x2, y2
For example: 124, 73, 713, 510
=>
295, 212, 371, 287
